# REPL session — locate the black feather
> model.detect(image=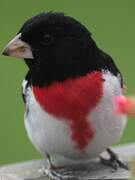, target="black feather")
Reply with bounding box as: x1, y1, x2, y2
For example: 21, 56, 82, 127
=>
18, 12, 123, 87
